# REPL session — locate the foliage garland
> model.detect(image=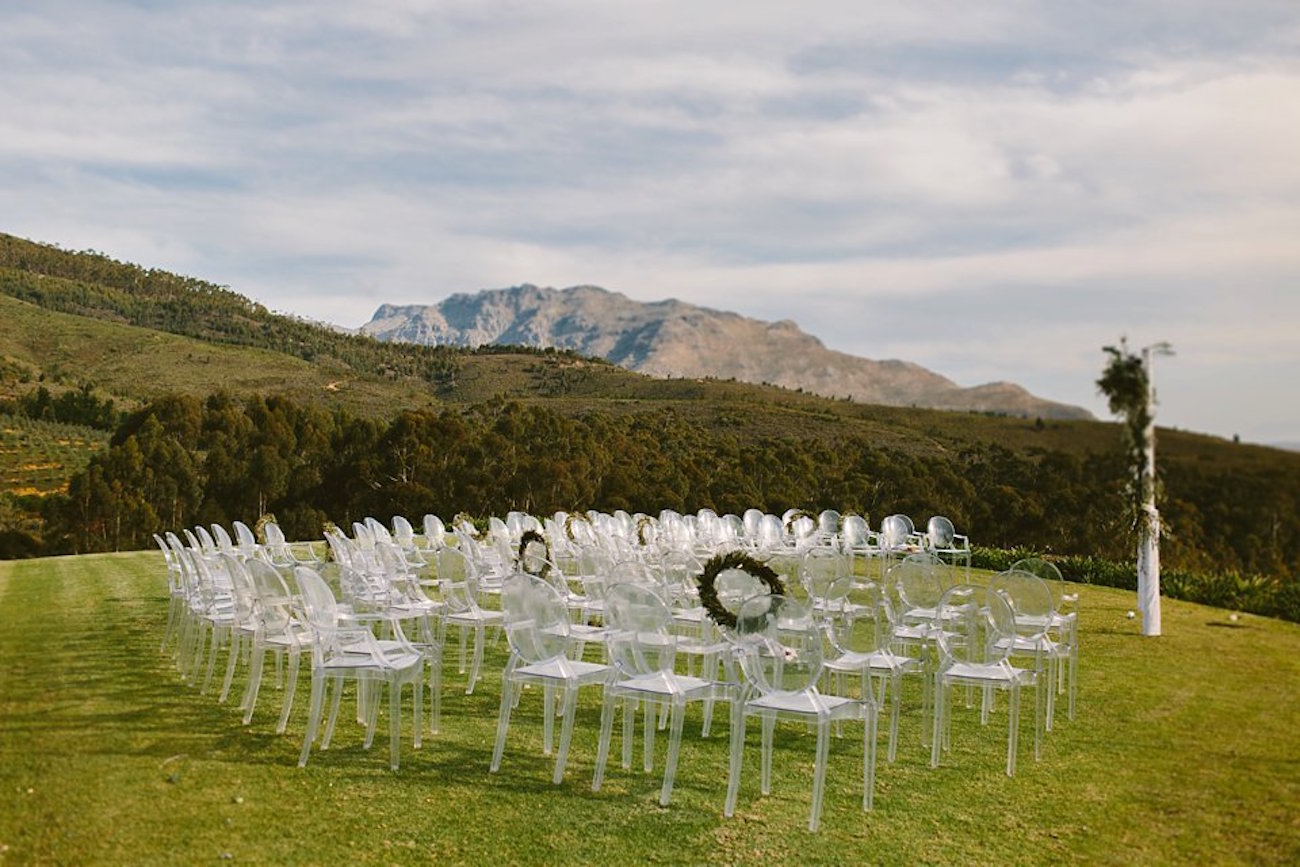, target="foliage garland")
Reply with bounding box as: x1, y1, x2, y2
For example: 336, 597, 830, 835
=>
783, 509, 815, 535
452, 511, 487, 541
565, 512, 592, 543
254, 512, 277, 545
517, 529, 553, 579
1097, 340, 1155, 531
695, 550, 786, 630
636, 515, 657, 546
